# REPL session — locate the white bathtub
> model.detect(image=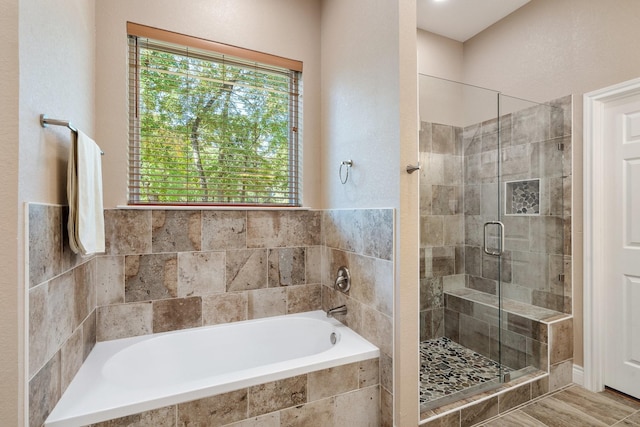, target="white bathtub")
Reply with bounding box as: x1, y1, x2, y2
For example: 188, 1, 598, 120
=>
45, 310, 379, 426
